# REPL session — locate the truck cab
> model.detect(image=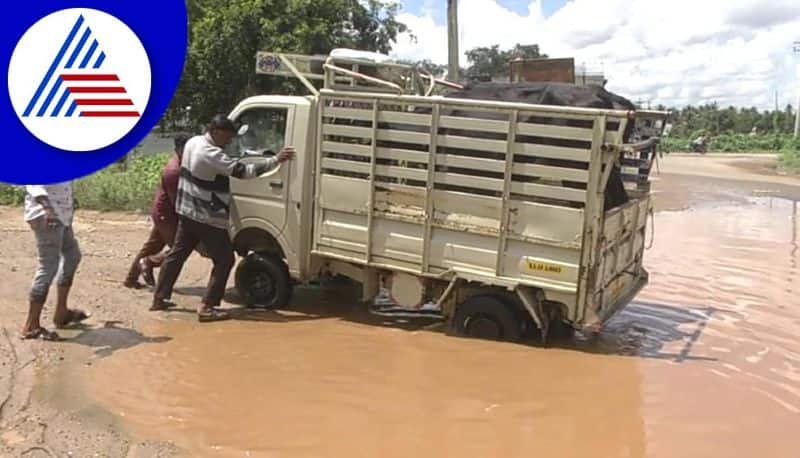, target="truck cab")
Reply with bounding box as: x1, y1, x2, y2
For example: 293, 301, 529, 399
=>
226, 96, 315, 281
